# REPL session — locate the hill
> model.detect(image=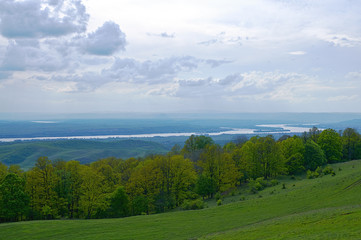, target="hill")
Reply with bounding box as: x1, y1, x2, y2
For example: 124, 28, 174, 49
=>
1, 160, 361, 239
0, 139, 169, 169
